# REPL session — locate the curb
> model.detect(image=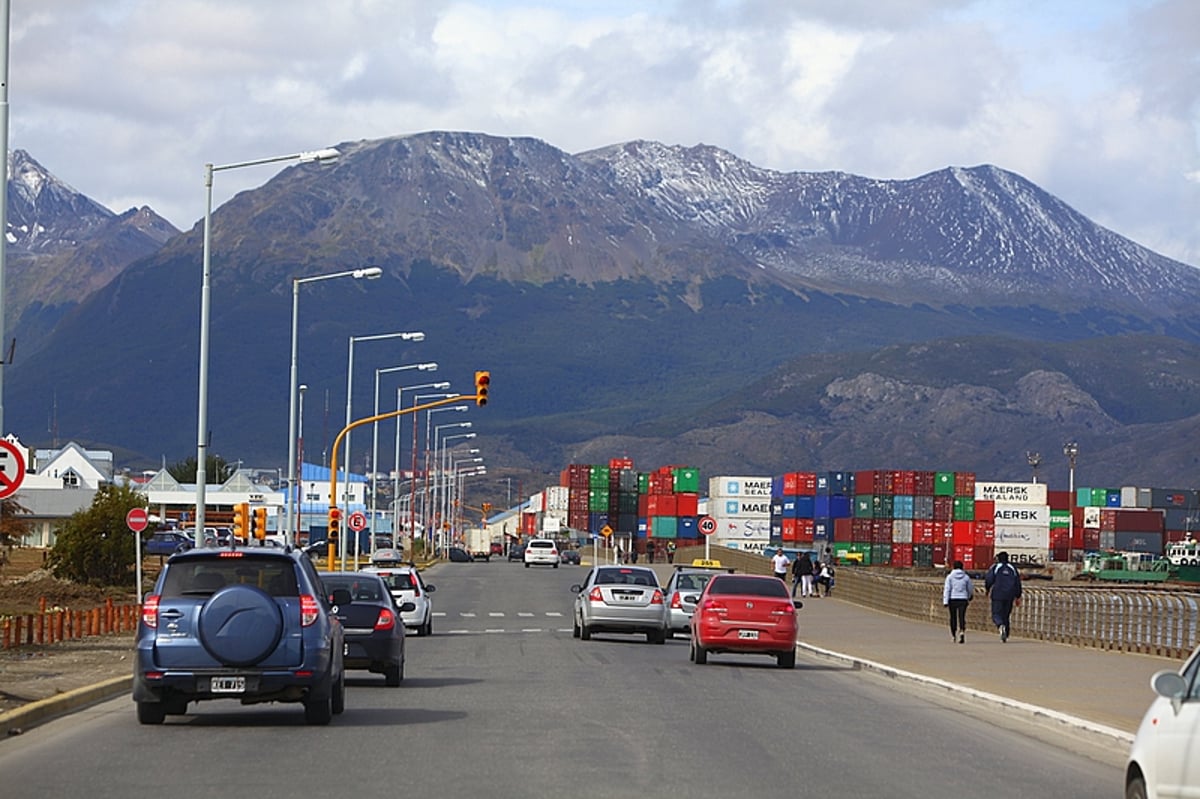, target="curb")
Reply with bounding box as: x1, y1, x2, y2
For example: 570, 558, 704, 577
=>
0, 676, 130, 737
797, 641, 1134, 748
